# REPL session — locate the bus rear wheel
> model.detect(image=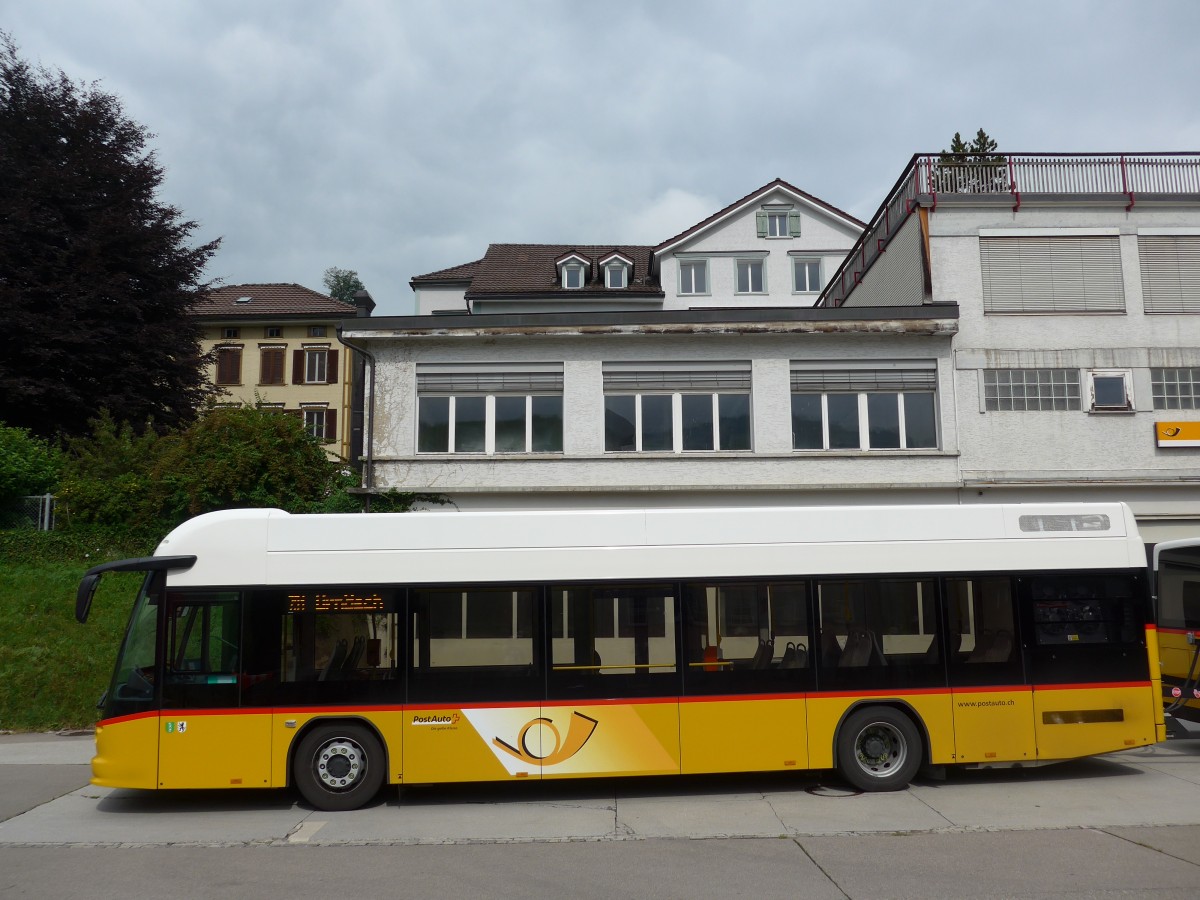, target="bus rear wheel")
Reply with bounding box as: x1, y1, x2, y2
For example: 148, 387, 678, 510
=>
294, 723, 385, 811
836, 706, 922, 792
